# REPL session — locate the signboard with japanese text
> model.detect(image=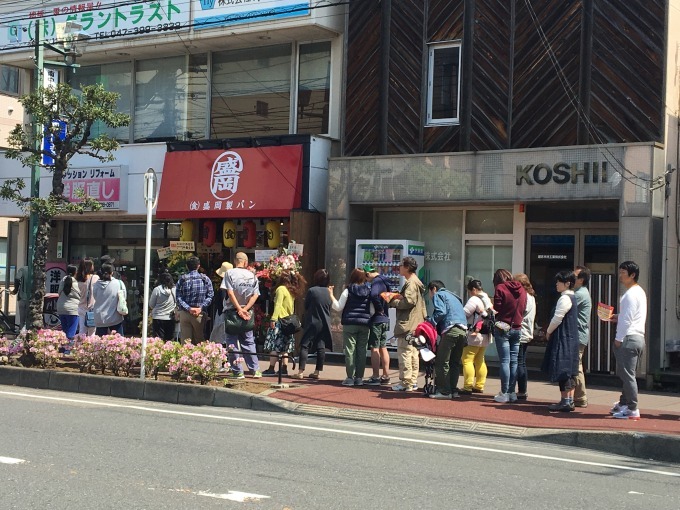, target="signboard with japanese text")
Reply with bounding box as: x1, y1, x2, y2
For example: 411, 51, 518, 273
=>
197, 242, 222, 255
170, 241, 195, 251
193, 0, 311, 30
156, 145, 303, 219
287, 243, 303, 256
255, 249, 278, 262
45, 262, 67, 294
0, 0, 190, 51
45, 165, 128, 211
157, 247, 172, 259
